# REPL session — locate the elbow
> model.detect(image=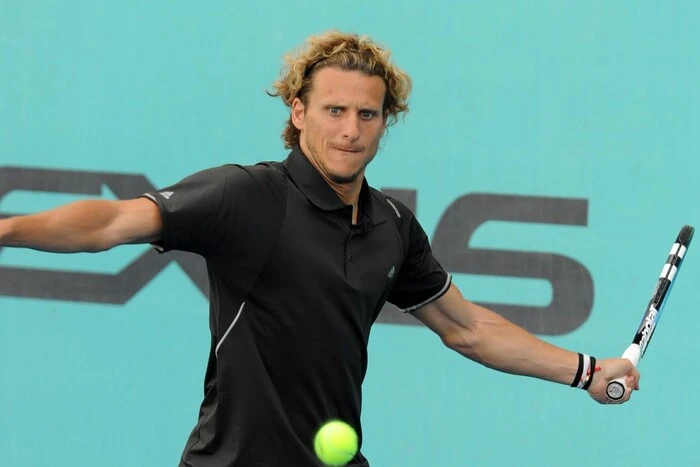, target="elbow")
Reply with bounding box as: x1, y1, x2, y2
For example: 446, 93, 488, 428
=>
441, 325, 482, 362
441, 329, 465, 351
91, 234, 120, 253
83, 229, 119, 253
